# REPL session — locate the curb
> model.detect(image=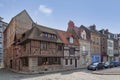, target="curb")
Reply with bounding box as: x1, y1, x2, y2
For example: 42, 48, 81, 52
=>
5, 67, 87, 75
92, 72, 120, 75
